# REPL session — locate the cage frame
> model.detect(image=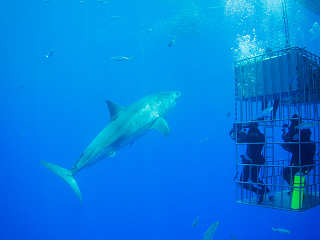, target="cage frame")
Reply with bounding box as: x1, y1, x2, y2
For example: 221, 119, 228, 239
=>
233, 46, 320, 212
